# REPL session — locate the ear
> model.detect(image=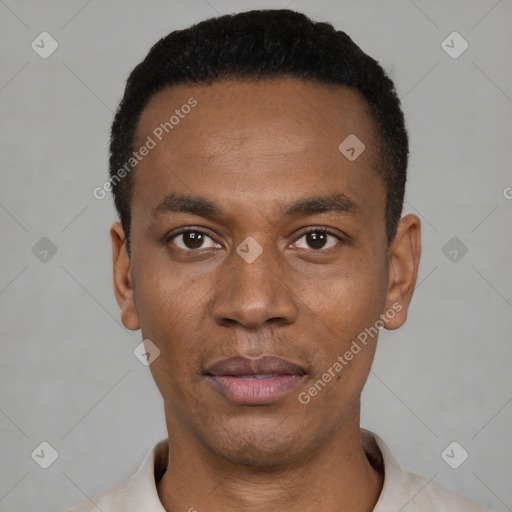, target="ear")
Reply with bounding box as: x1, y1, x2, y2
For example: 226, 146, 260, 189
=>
383, 214, 421, 330
111, 222, 140, 330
